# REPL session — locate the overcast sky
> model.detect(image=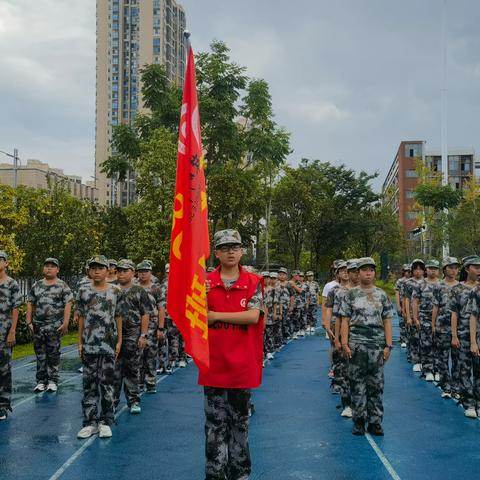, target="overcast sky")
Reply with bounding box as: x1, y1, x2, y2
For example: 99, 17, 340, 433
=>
0, 0, 479, 191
